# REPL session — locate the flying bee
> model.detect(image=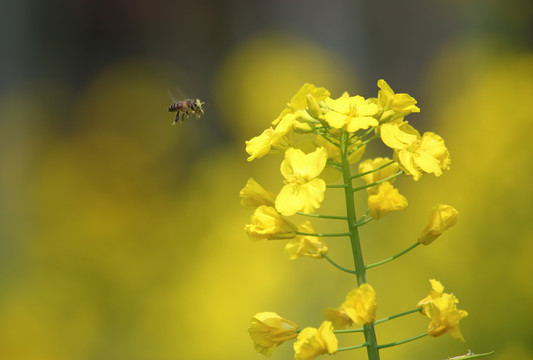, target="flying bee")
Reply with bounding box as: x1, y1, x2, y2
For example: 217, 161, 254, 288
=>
168, 98, 204, 125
